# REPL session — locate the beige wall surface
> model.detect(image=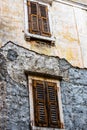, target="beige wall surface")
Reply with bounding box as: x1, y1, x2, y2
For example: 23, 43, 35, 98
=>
69, 0, 87, 5
0, 0, 87, 68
